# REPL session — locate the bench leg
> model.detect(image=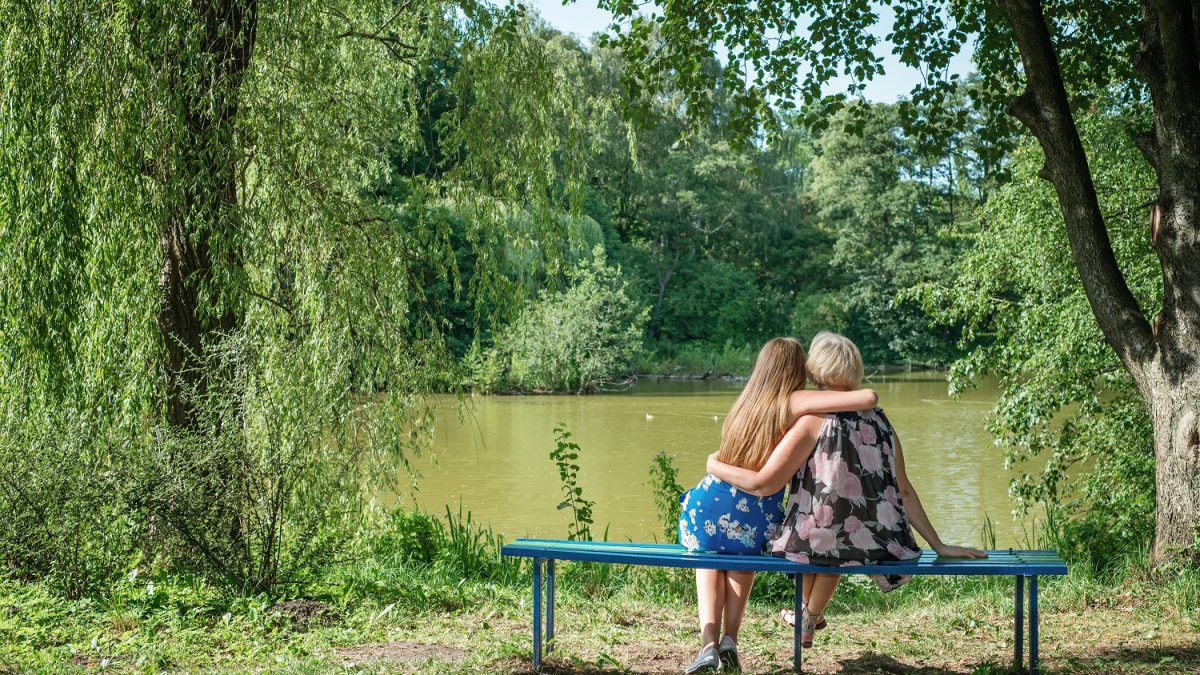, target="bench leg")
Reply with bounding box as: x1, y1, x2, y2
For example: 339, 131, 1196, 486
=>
1029, 575, 1039, 675
1015, 575, 1024, 671
793, 575, 803, 673
533, 558, 543, 670
547, 559, 556, 653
